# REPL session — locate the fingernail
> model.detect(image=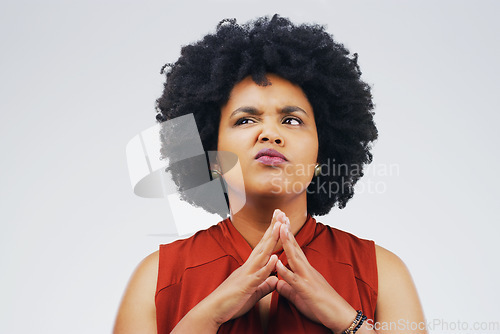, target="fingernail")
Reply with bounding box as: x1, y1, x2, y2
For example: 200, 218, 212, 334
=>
286, 217, 290, 225
280, 224, 288, 238
273, 209, 278, 219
